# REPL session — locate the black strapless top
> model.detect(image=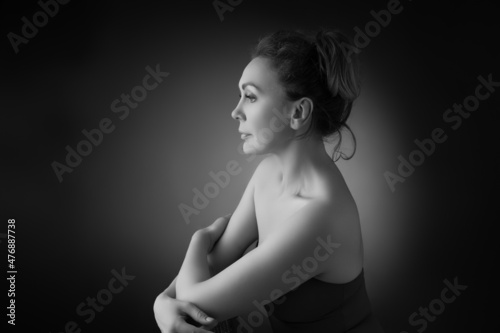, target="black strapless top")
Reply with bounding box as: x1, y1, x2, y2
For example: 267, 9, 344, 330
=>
258, 243, 384, 333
